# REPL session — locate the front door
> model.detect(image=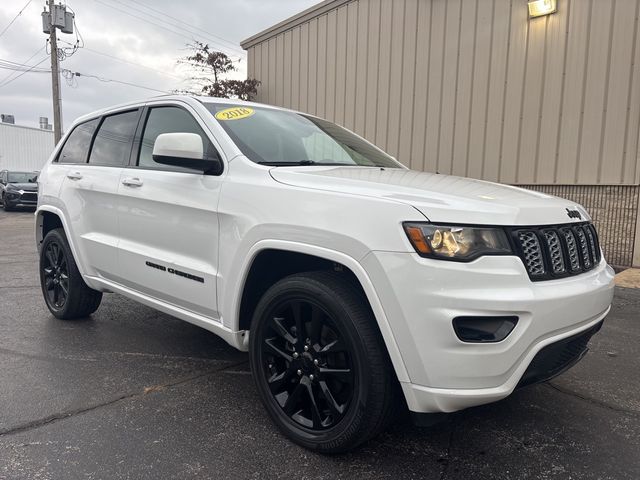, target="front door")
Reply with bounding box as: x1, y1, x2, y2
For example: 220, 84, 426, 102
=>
115, 103, 224, 320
